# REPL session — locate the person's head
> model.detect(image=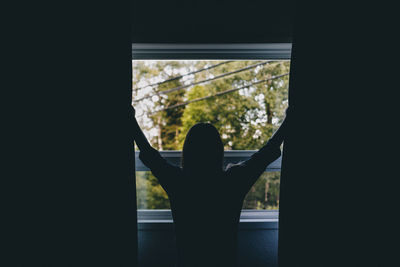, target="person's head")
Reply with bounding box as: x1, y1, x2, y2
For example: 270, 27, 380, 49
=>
182, 122, 224, 175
